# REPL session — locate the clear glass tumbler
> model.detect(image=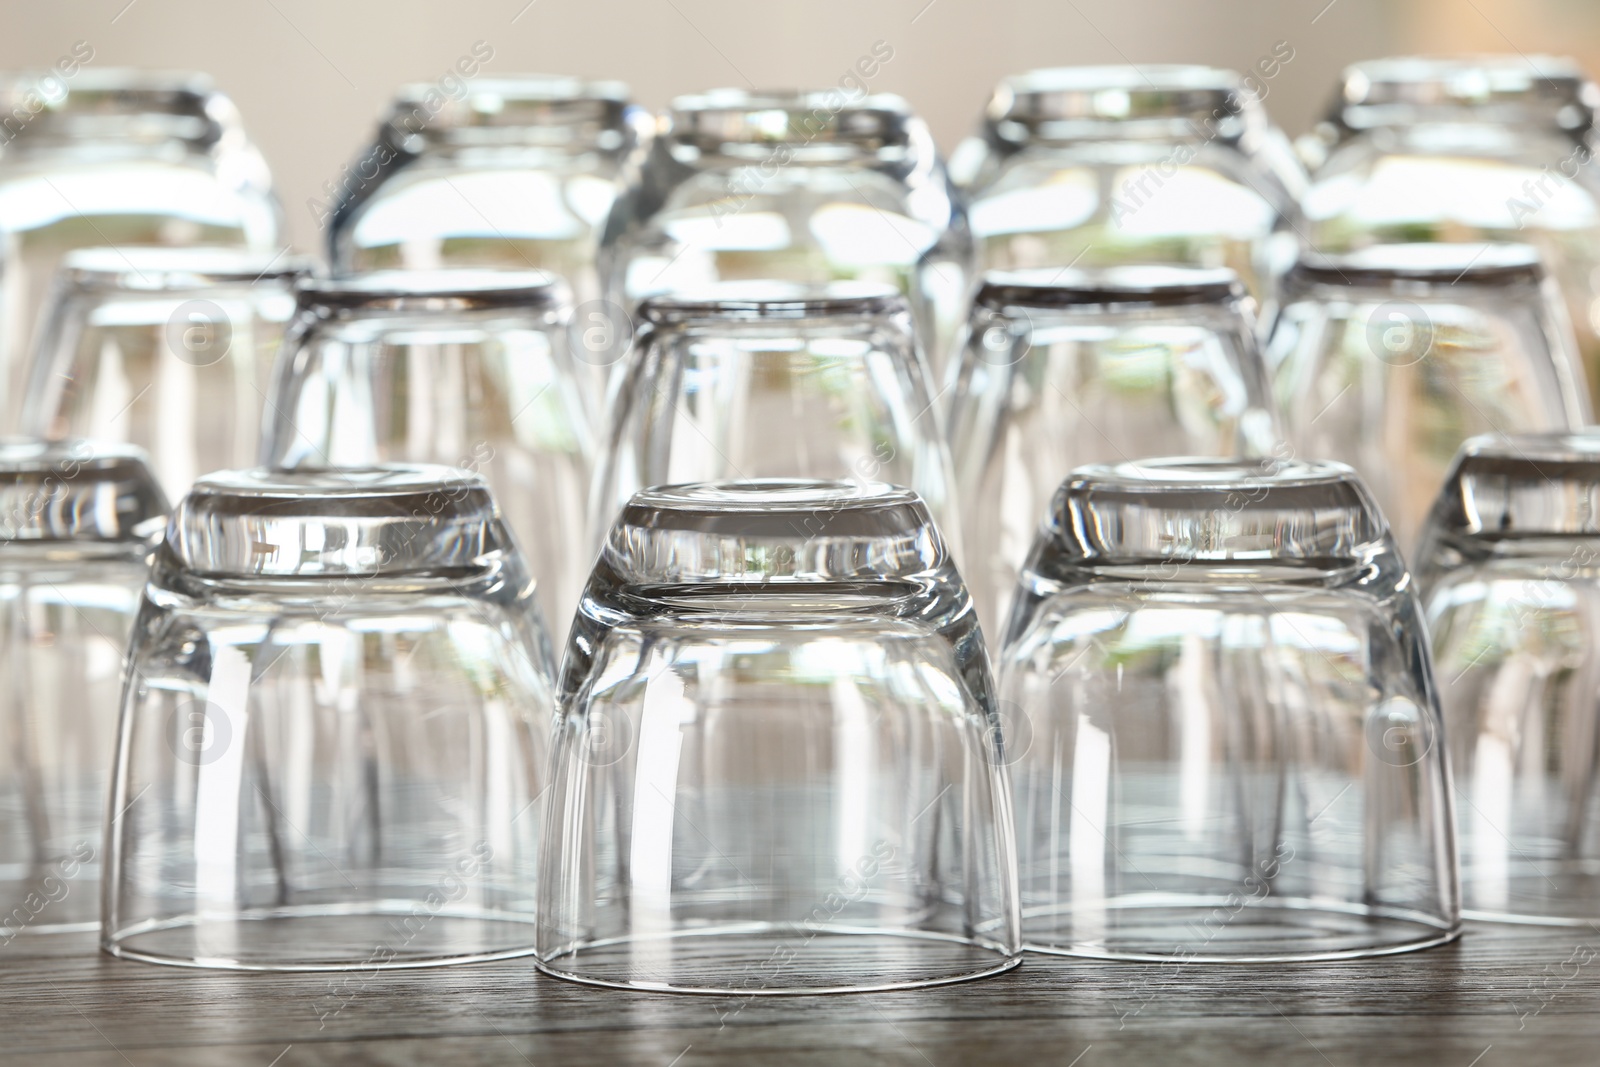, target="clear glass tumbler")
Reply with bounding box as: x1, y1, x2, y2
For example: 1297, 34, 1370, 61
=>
327, 77, 648, 407
999, 457, 1460, 960
592, 281, 958, 551
0, 70, 283, 428
1, 440, 166, 941
262, 269, 593, 644
1269, 242, 1590, 552
1418, 431, 1600, 925
947, 265, 1281, 637
950, 65, 1304, 315
600, 89, 970, 373
103, 465, 555, 970
20, 246, 315, 503
1298, 55, 1600, 411
538, 479, 1019, 993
